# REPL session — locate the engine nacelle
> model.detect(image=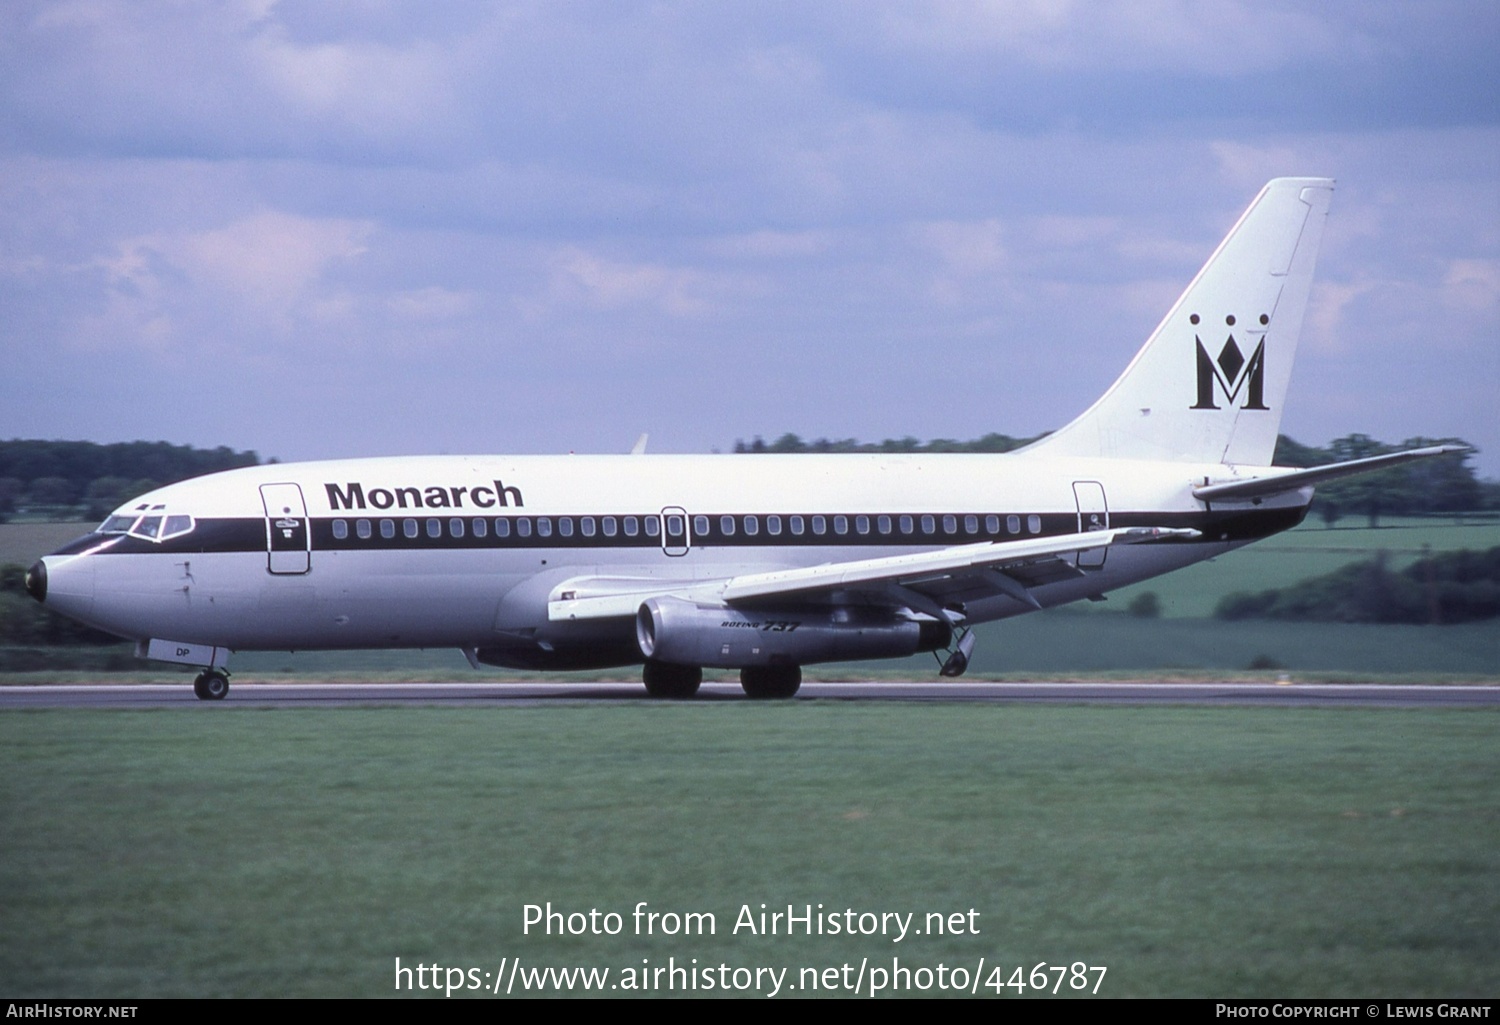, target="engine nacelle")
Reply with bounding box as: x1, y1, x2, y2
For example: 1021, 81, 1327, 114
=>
635, 597, 950, 668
